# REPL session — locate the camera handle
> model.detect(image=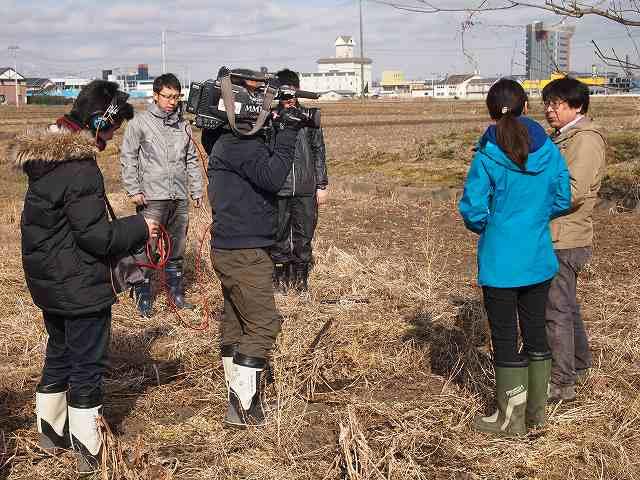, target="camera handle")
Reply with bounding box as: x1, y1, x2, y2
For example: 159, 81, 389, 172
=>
220, 72, 276, 136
